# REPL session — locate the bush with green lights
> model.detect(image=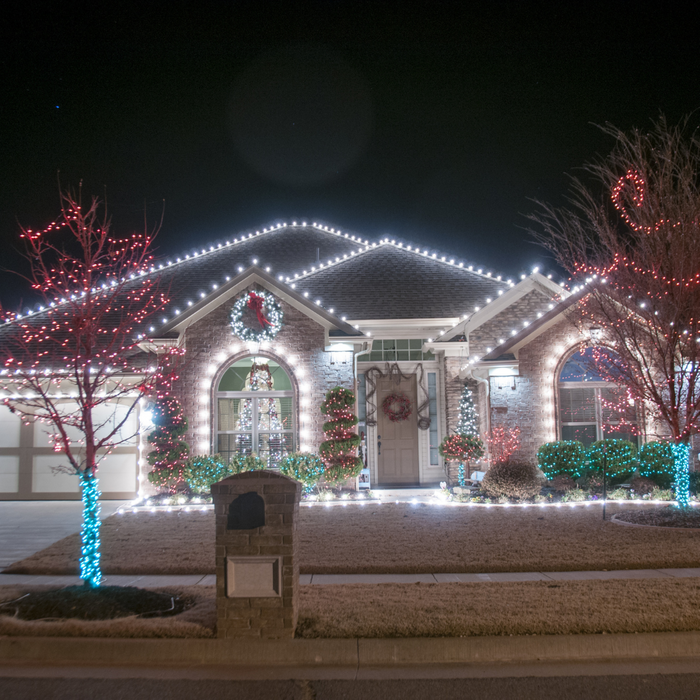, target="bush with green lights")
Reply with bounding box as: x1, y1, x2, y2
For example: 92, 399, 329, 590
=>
587, 439, 637, 481
537, 441, 587, 480
278, 452, 326, 490
638, 440, 675, 489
